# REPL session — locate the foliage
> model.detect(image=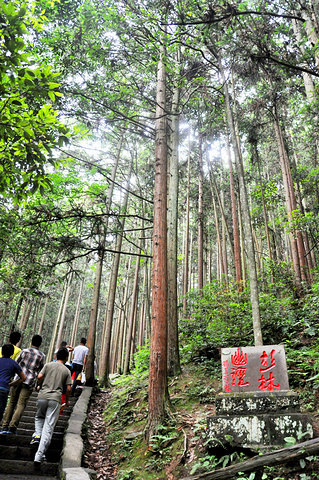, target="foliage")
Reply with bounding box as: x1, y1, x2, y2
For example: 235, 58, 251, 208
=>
0, 0, 68, 201
132, 342, 150, 375
180, 282, 253, 363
